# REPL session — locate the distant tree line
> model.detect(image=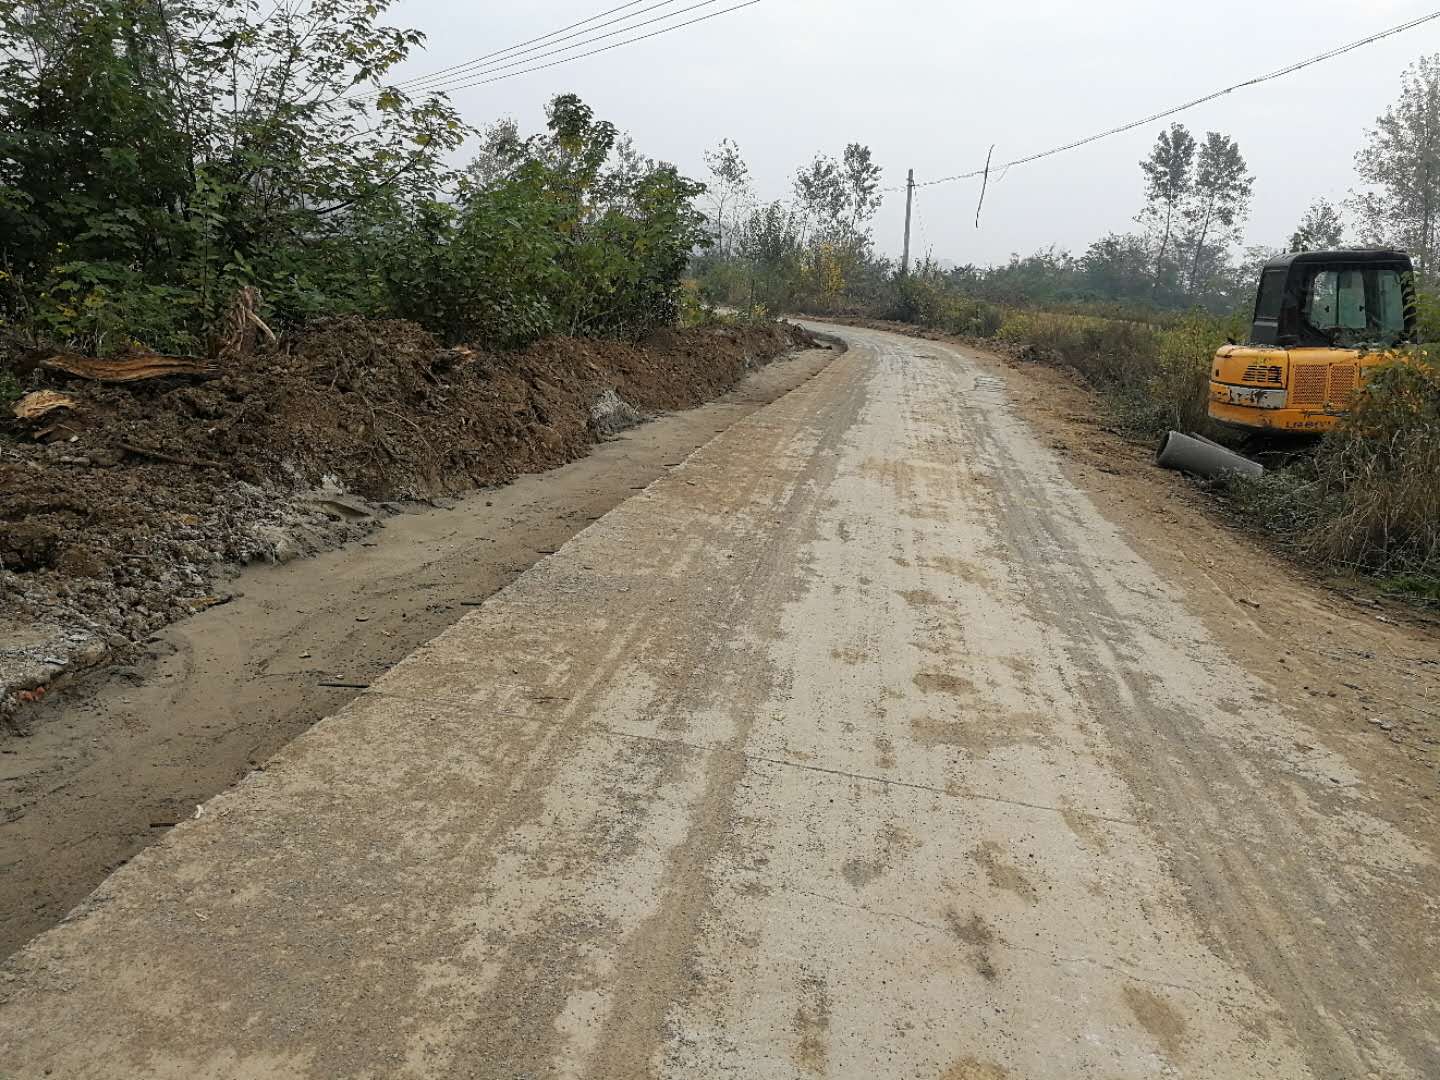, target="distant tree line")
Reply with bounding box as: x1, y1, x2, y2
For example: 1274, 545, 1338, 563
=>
694, 53, 1440, 320
691, 139, 890, 316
